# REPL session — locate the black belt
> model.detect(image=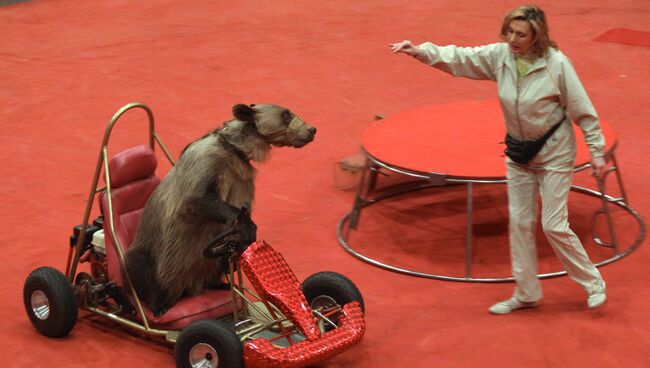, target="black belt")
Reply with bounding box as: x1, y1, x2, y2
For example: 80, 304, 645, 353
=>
504, 121, 563, 165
